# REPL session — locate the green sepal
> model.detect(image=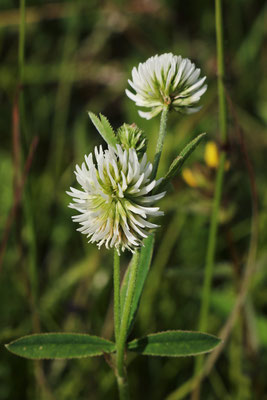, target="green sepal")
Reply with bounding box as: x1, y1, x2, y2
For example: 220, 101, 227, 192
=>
127, 330, 221, 357
88, 112, 119, 148
156, 132, 206, 193
120, 234, 155, 337
5, 333, 116, 360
